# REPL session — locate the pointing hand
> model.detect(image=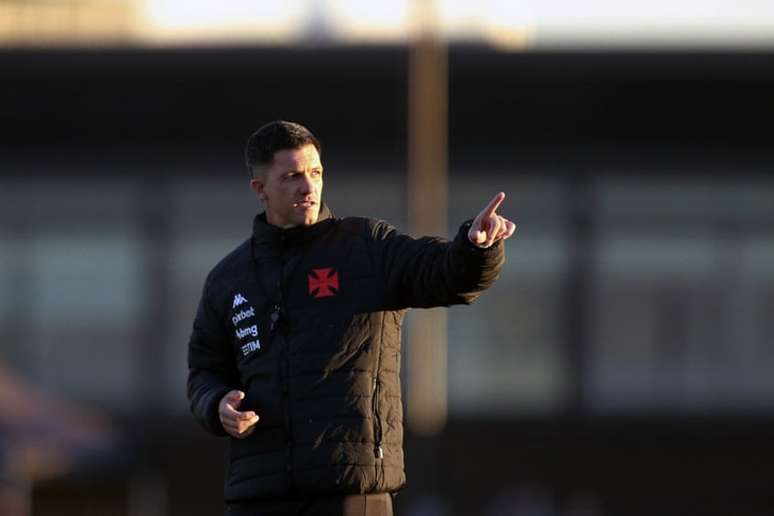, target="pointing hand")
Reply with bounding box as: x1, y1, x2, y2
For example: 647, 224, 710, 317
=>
468, 192, 517, 248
